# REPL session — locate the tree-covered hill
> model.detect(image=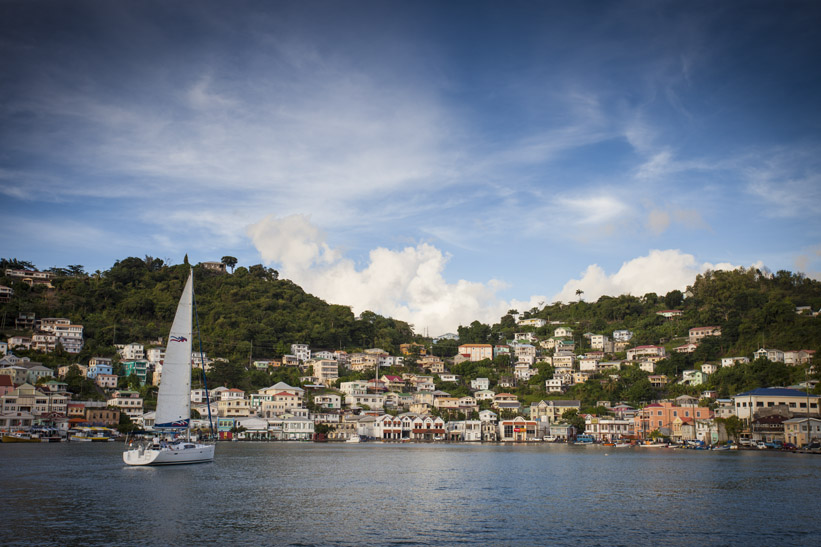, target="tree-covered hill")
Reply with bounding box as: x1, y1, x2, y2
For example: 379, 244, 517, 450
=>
448, 268, 821, 358
0, 257, 418, 364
